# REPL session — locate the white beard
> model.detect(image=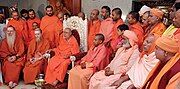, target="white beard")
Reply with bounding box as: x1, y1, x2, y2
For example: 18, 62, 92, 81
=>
6, 34, 16, 49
